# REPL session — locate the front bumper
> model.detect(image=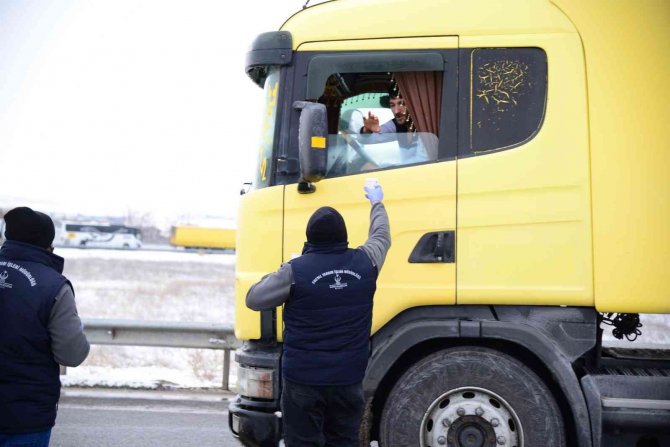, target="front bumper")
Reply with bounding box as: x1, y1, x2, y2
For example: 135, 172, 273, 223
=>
228, 341, 283, 446
228, 399, 280, 447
